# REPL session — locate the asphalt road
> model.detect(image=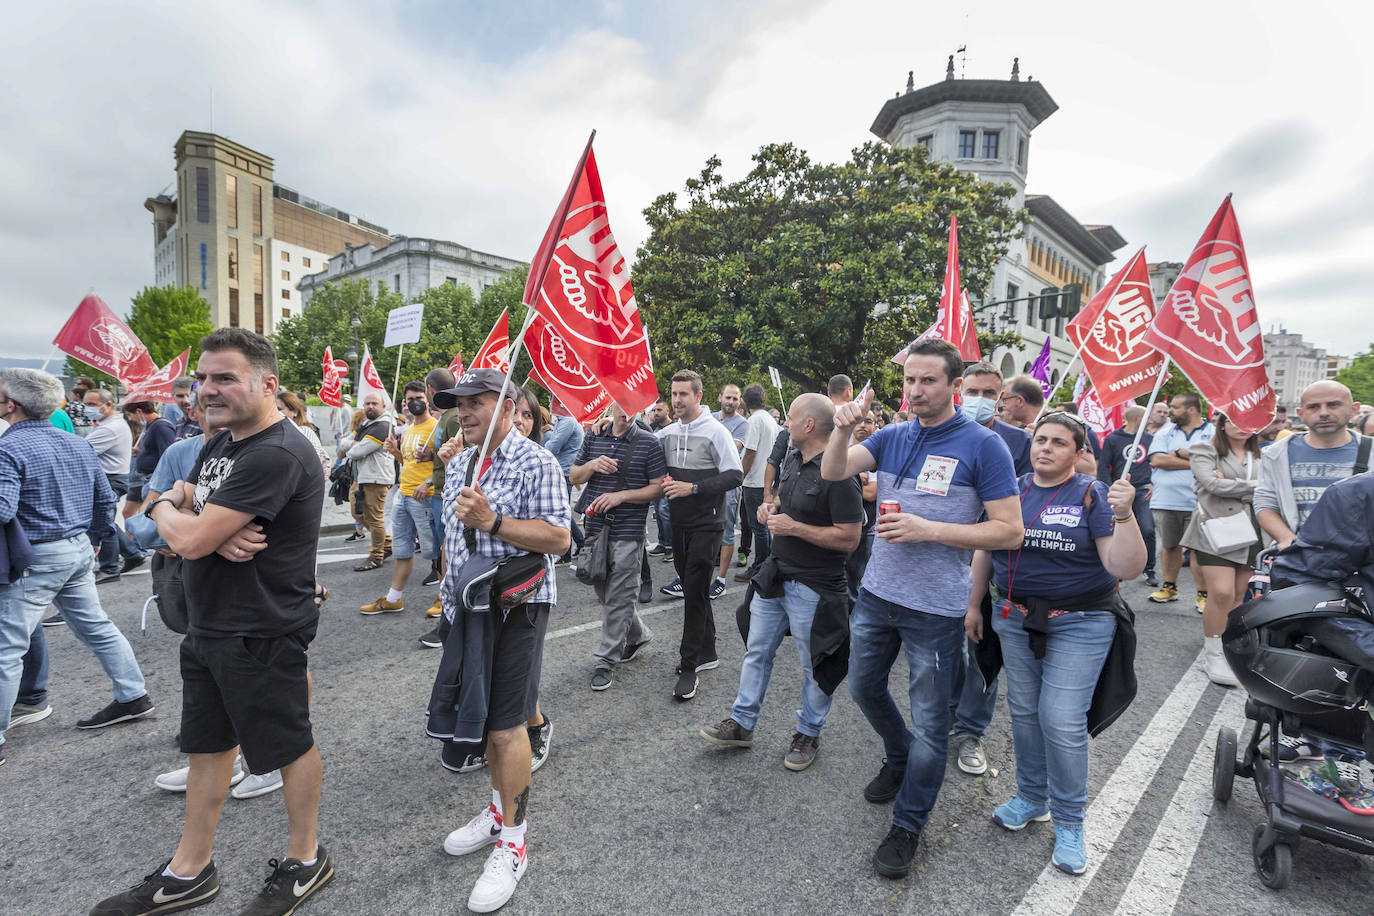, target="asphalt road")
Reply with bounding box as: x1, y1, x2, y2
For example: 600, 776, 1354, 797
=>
5, 536, 1373, 915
